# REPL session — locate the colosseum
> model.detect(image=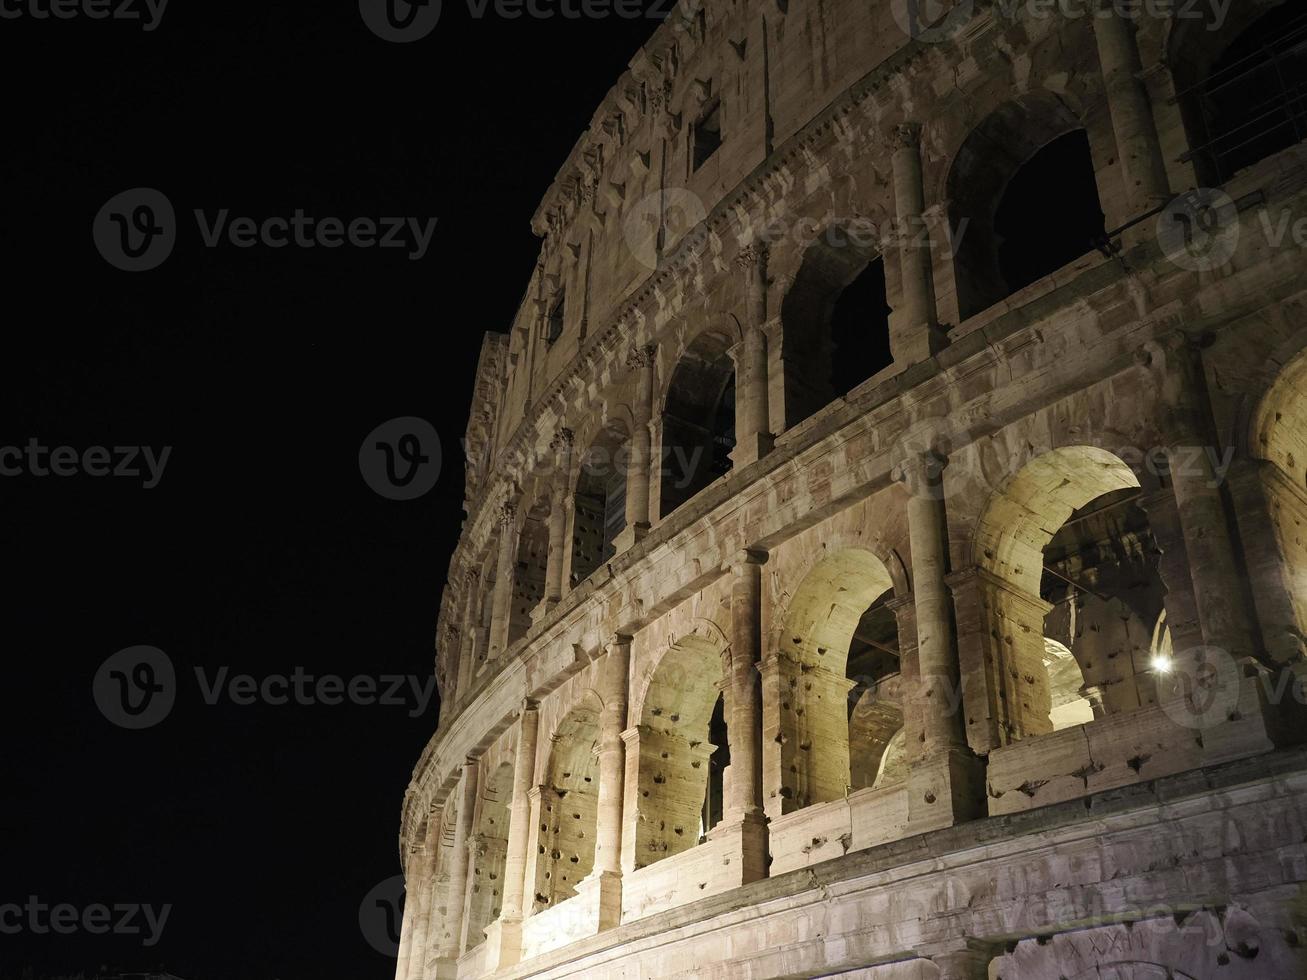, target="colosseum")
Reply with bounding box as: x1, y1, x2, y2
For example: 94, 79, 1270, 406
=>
394, 1, 1307, 977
